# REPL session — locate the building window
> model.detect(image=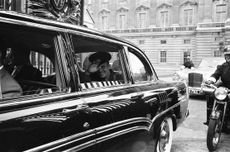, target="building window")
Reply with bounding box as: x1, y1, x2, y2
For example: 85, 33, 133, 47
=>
160, 40, 167, 44
184, 9, 193, 26
118, 14, 126, 29
160, 11, 169, 27
160, 51, 167, 63
0, 0, 4, 9
102, 15, 108, 30
138, 12, 146, 28
139, 40, 145, 45
184, 39, 191, 44
215, 4, 227, 22
214, 50, 222, 57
